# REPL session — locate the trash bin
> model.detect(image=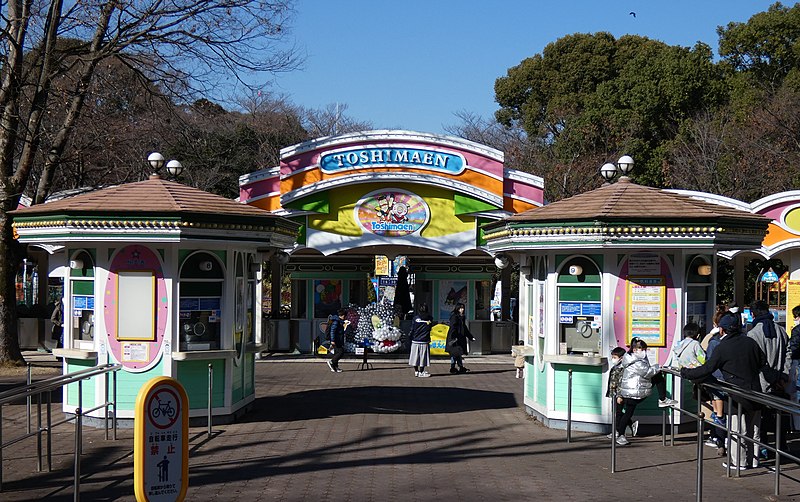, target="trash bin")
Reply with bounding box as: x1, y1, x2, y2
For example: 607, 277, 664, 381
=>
468, 320, 492, 355
490, 321, 517, 354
